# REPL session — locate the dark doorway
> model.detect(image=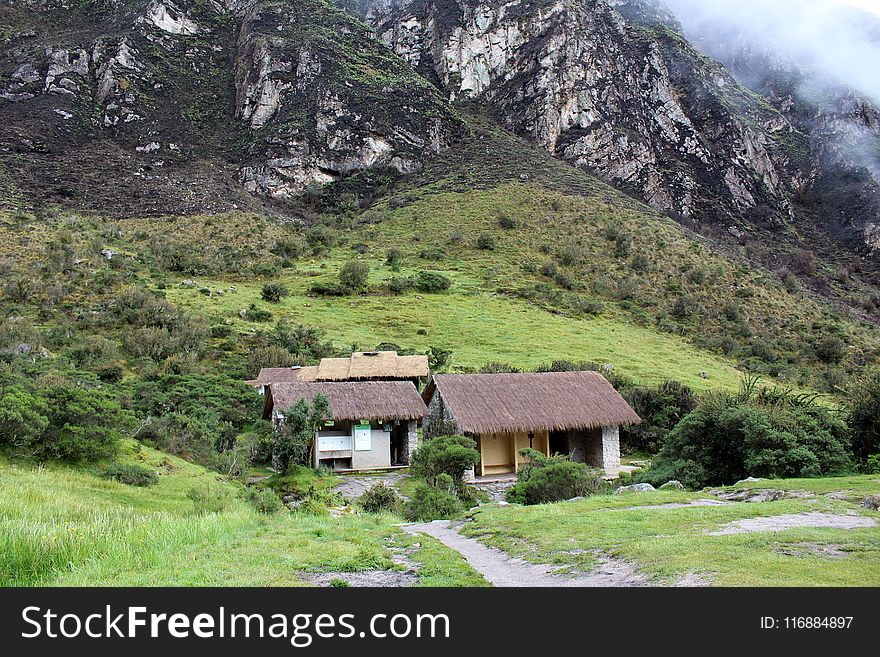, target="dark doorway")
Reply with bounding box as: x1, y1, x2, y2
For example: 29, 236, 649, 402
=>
549, 431, 569, 457
390, 422, 408, 466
